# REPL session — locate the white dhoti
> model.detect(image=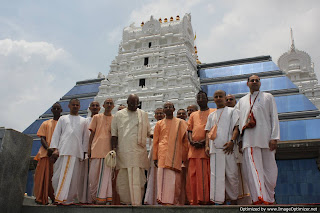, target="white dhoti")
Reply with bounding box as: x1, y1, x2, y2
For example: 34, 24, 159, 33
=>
52, 155, 80, 204
144, 165, 158, 205
210, 150, 239, 204
116, 167, 146, 205
242, 147, 277, 204
234, 146, 252, 204
89, 158, 113, 204
78, 158, 91, 203
157, 168, 181, 205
